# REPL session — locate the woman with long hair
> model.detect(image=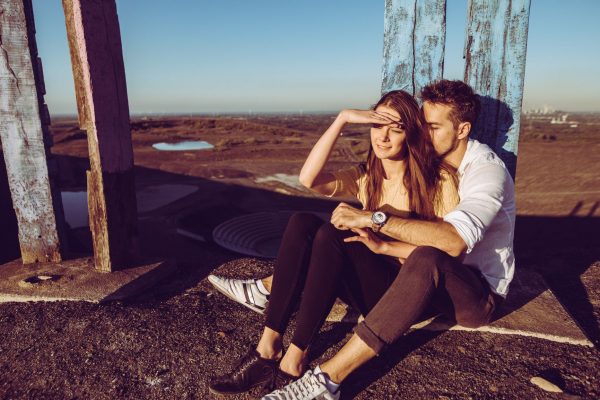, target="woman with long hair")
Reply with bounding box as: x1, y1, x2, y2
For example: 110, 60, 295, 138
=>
208, 90, 458, 397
